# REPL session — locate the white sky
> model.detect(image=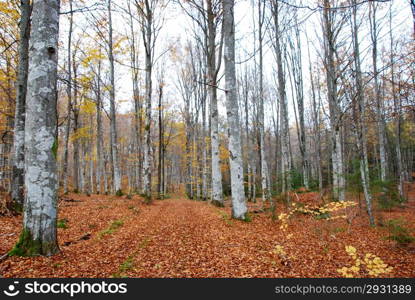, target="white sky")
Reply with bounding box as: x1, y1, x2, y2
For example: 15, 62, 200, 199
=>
58, 0, 413, 128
